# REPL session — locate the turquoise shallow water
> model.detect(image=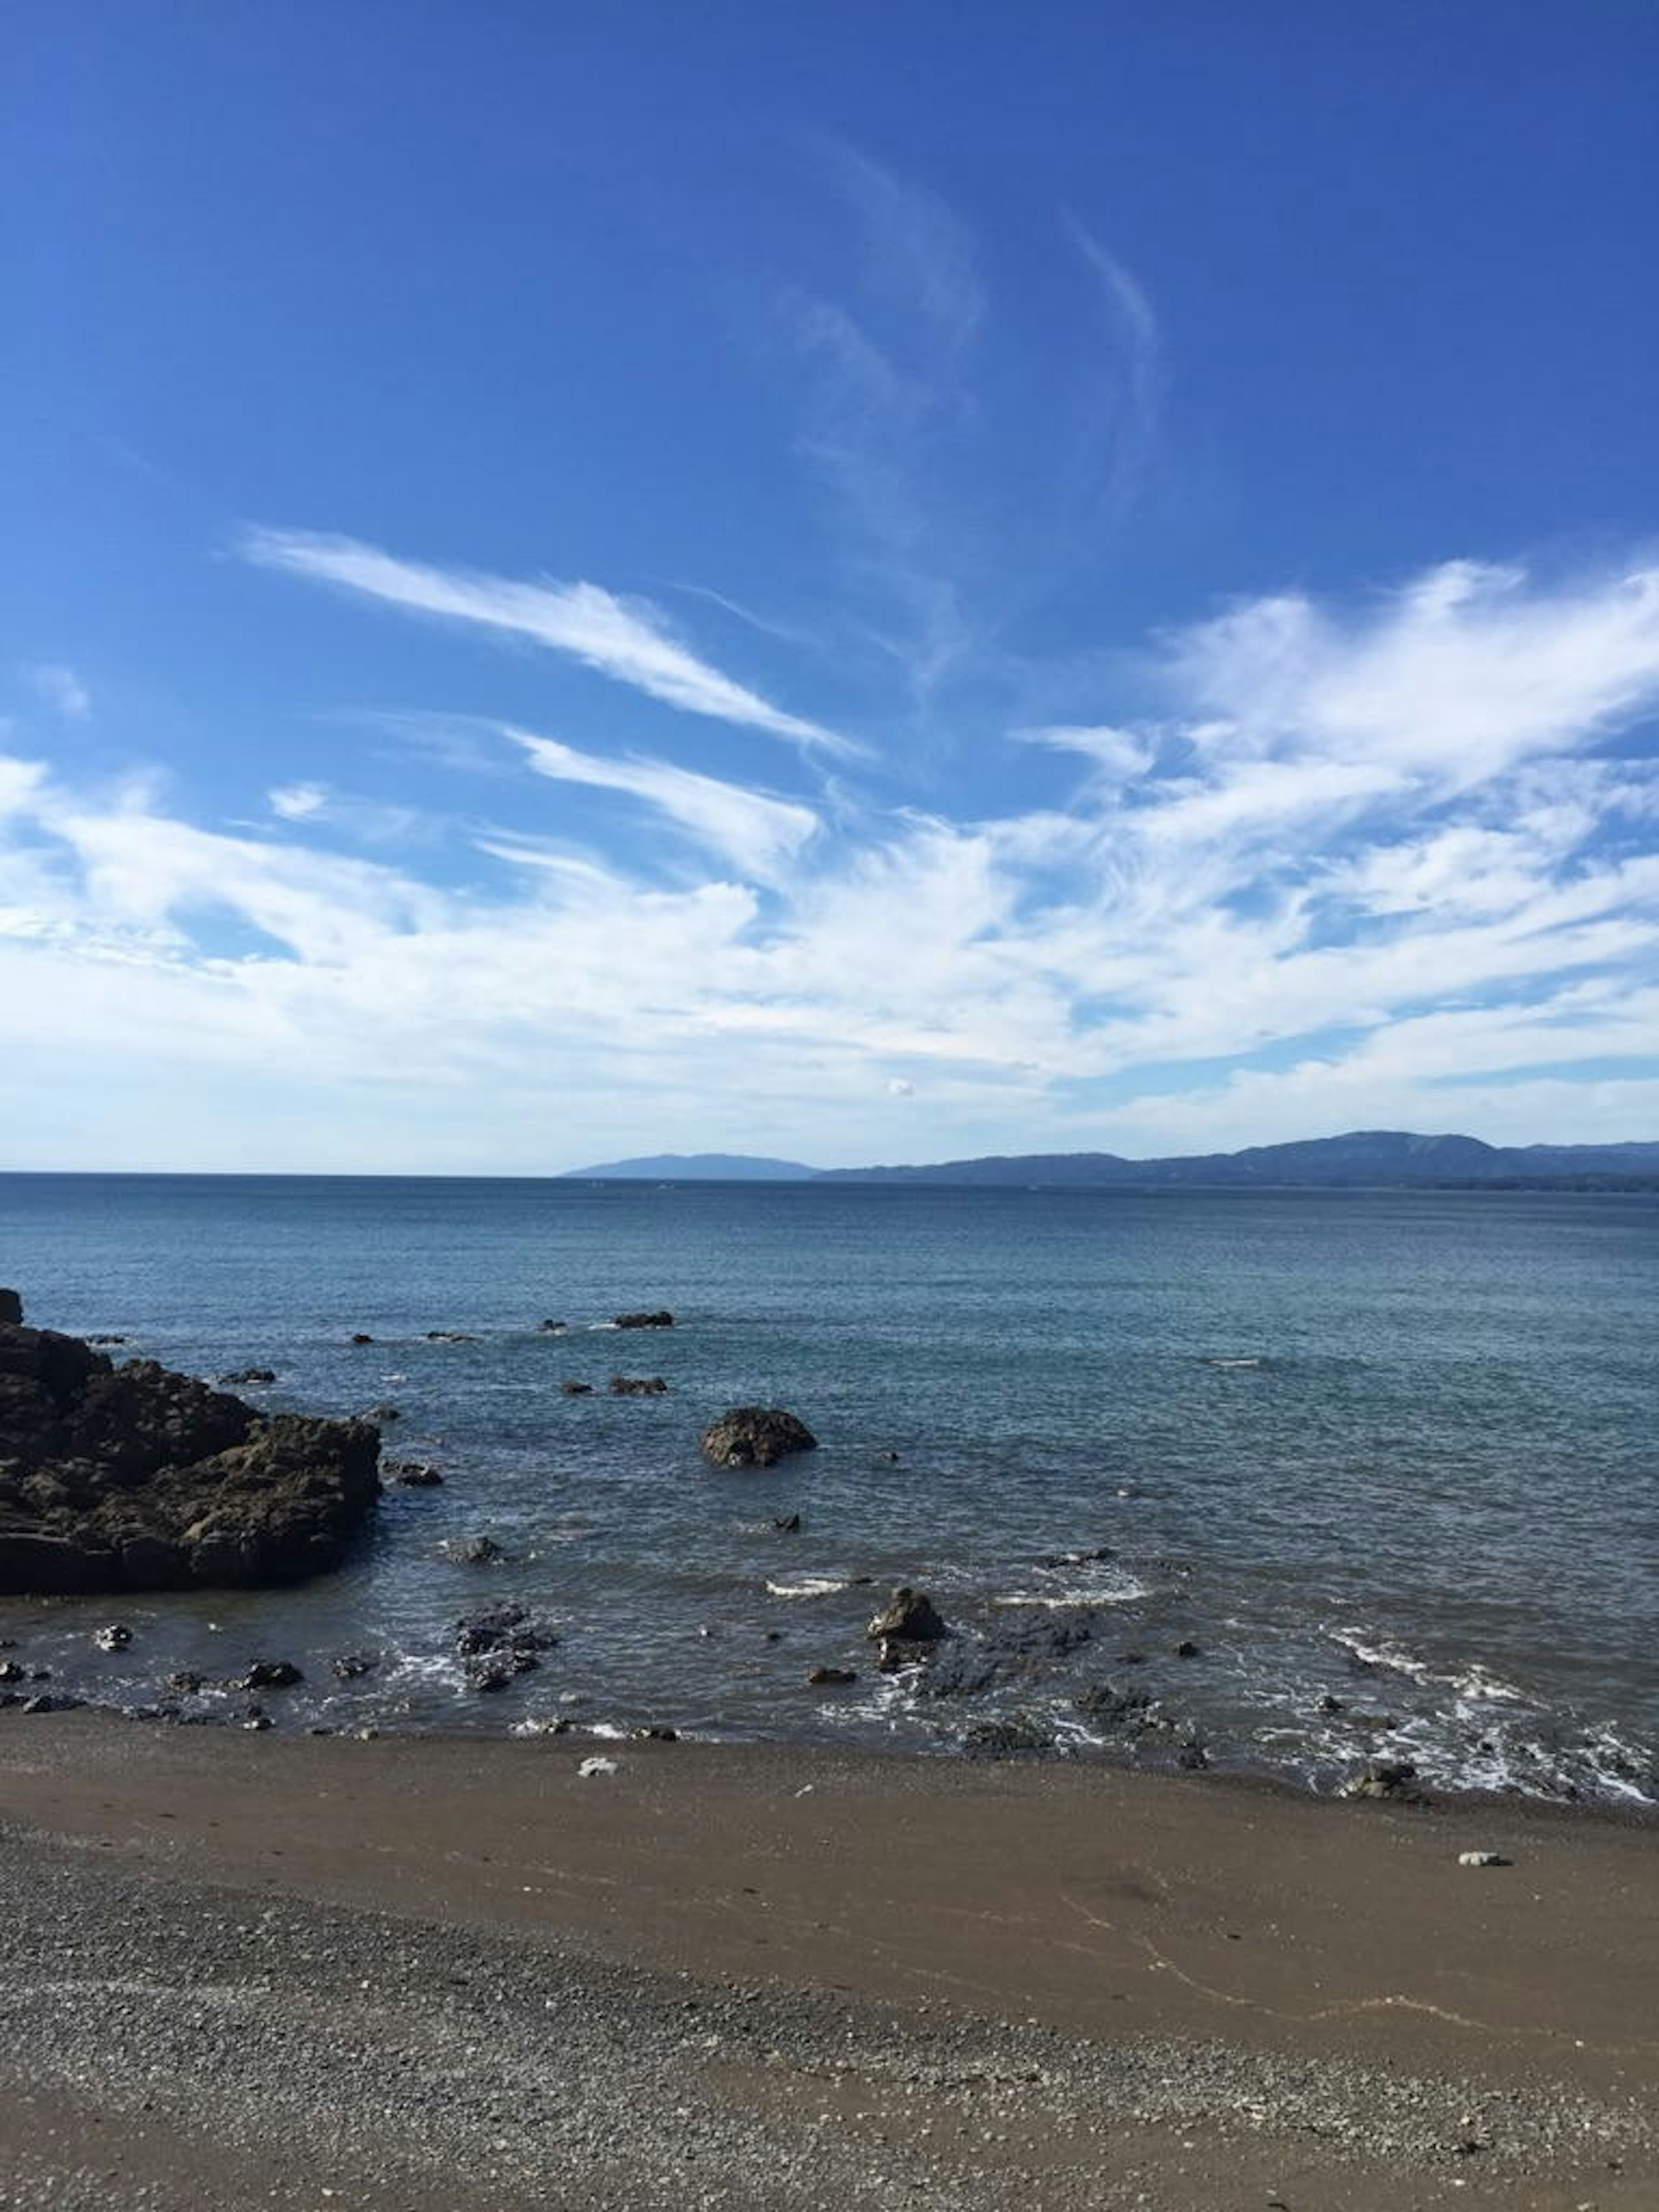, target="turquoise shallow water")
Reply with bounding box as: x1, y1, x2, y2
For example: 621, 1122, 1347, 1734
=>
1, 1173, 1655, 1804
